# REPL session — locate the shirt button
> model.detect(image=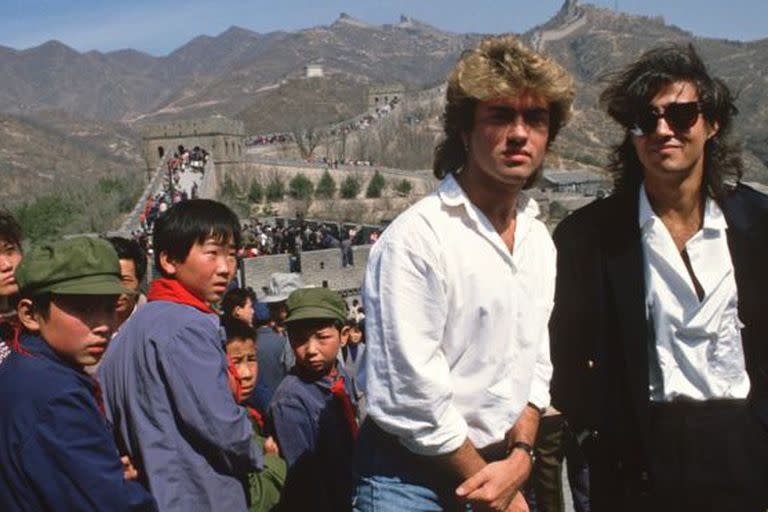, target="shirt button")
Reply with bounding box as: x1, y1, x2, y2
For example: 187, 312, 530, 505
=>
640, 470, 649, 481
